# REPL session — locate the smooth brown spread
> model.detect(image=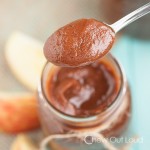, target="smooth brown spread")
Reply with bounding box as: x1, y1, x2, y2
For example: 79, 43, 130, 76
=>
46, 60, 119, 117
44, 19, 115, 67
